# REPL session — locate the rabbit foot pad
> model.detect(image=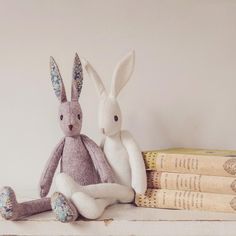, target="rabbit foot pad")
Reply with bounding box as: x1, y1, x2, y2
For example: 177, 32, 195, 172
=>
0, 187, 18, 220
51, 192, 79, 223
